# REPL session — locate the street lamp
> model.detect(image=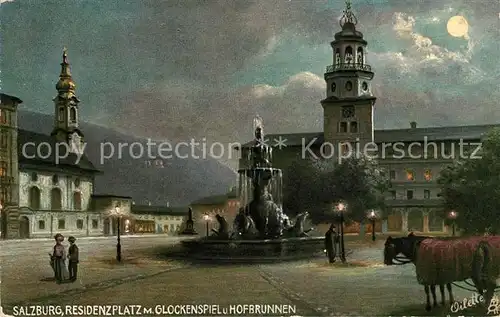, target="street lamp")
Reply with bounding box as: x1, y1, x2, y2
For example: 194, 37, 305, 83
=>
336, 202, 347, 263
368, 210, 377, 241
203, 214, 210, 237
448, 210, 457, 236
115, 206, 122, 262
